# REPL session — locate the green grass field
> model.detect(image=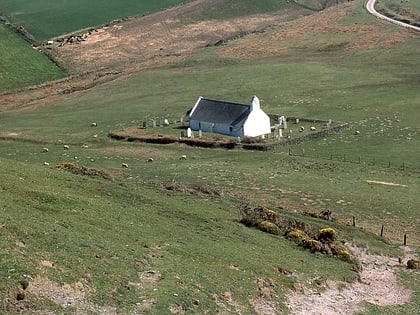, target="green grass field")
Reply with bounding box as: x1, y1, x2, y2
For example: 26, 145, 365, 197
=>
0, 0, 192, 41
0, 0, 419, 313
0, 25, 65, 92
375, 0, 420, 25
